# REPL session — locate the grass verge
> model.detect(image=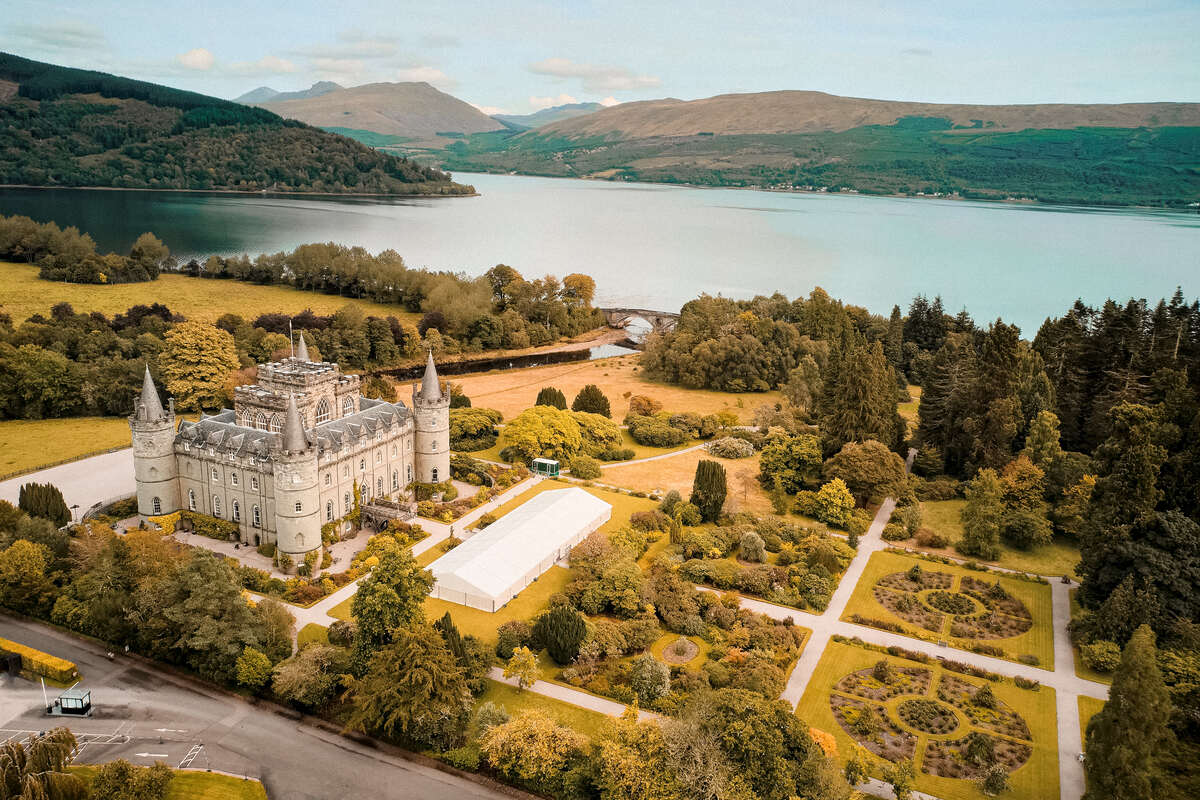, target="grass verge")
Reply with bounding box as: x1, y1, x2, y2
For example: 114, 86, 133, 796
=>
1078, 695, 1106, 747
